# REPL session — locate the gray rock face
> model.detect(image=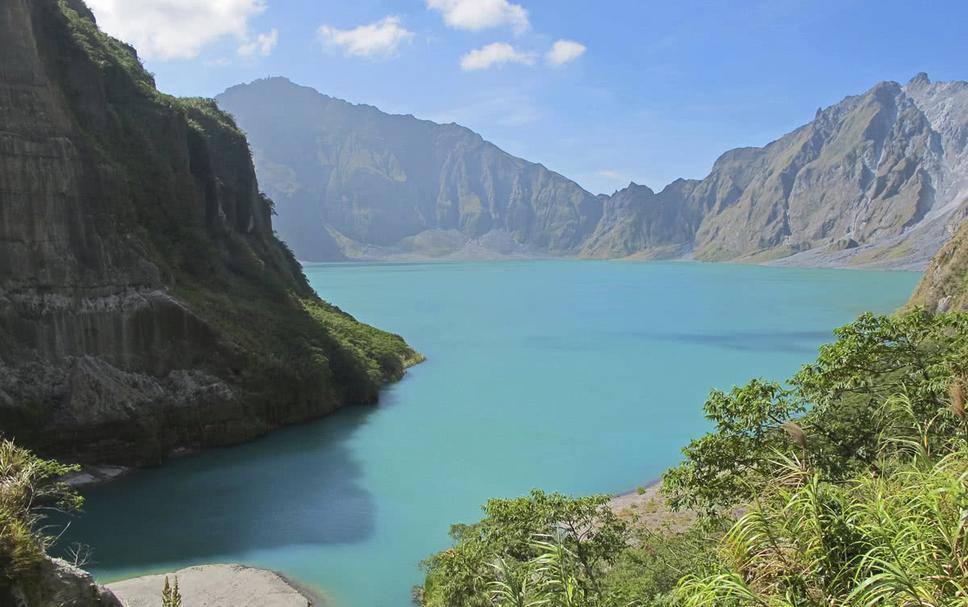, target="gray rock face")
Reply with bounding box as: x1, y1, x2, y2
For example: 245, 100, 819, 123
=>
219, 75, 968, 269
5, 558, 122, 607
0, 0, 417, 465
910, 215, 968, 312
